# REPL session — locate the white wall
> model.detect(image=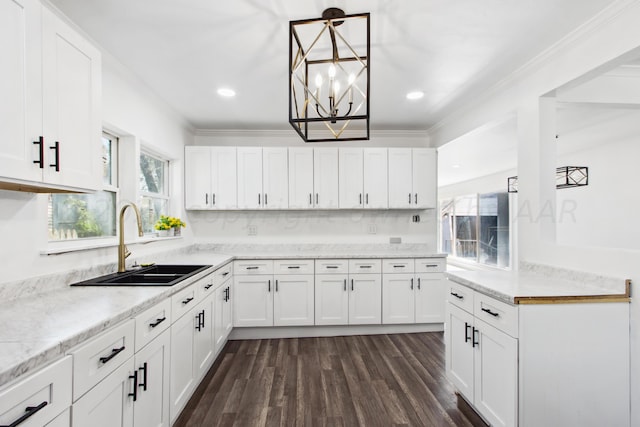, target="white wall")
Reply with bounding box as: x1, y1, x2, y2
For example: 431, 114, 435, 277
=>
0, 44, 194, 285
430, 1, 640, 423
188, 130, 437, 246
